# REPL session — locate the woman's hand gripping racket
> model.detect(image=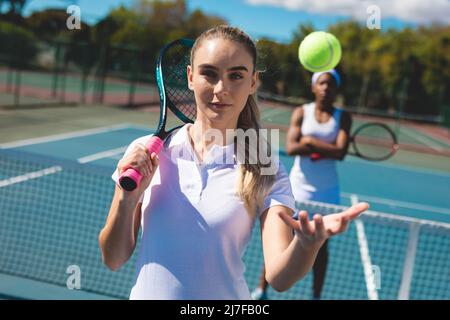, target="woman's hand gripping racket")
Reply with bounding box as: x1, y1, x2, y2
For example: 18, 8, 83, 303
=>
311, 122, 399, 162
119, 39, 196, 191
